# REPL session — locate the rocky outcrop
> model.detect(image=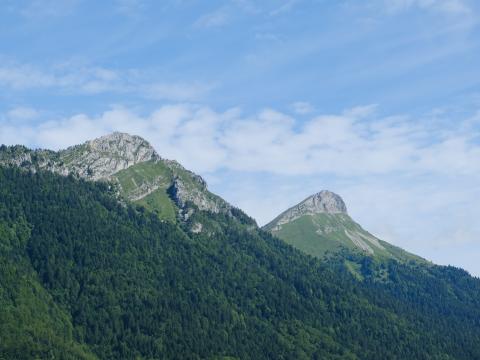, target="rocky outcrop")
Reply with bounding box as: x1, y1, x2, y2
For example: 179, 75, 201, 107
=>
168, 176, 230, 214
0, 145, 59, 172
58, 132, 160, 180
0, 132, 159, 181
